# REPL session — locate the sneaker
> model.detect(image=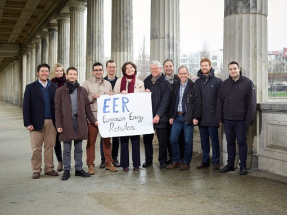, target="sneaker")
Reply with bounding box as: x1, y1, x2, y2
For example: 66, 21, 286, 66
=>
32, 172, 40, 179
44, 170, 59, 176
105, 163, 118, 172
99, 160, 105, 169
57, 162, 63, 172
219, 165, 235, 173
113, 159, 120, 167
88, 165, 95, 175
